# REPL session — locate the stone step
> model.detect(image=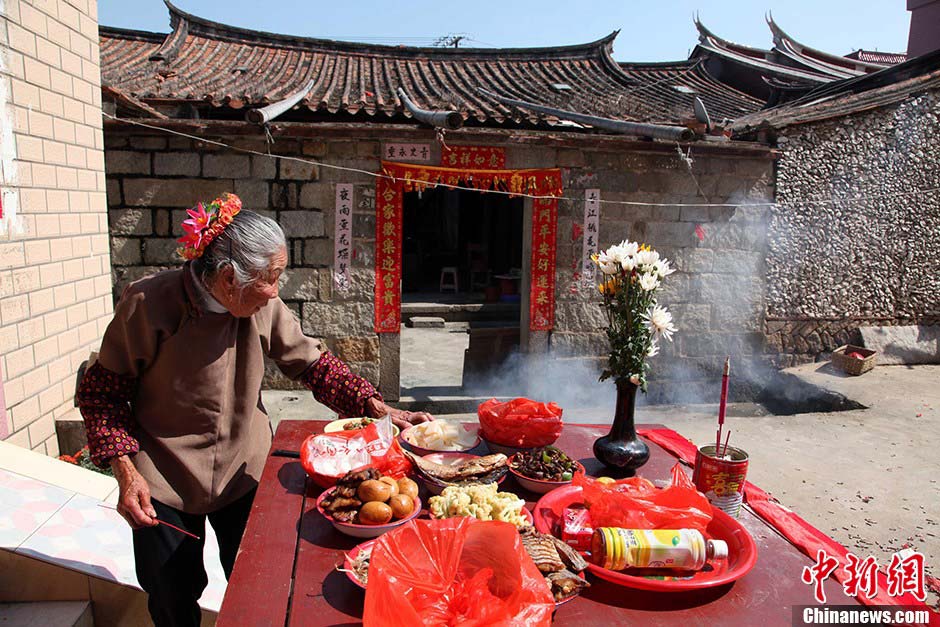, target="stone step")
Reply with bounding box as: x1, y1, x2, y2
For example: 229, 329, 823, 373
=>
407, 316, 446, 328
0, 601, 94, 627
